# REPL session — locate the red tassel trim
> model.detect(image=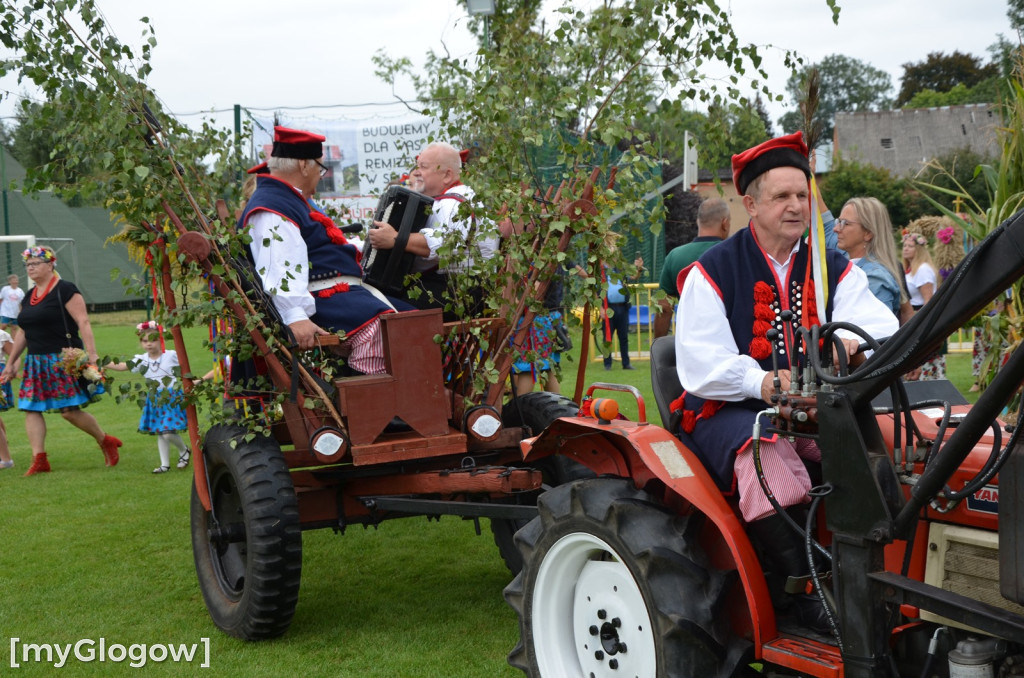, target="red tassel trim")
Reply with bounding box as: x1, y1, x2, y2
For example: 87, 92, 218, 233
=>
309, 210, 350, 246
751, 281, 776, 360
803, 280, 820, 328
754, 304, 775, 321
753, 281, 775, 304
701, 400, 724, 419
672, 390, 724, 435
315, 282, 351, 298
749, 336, 771, 360
681, 410, 697, 434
